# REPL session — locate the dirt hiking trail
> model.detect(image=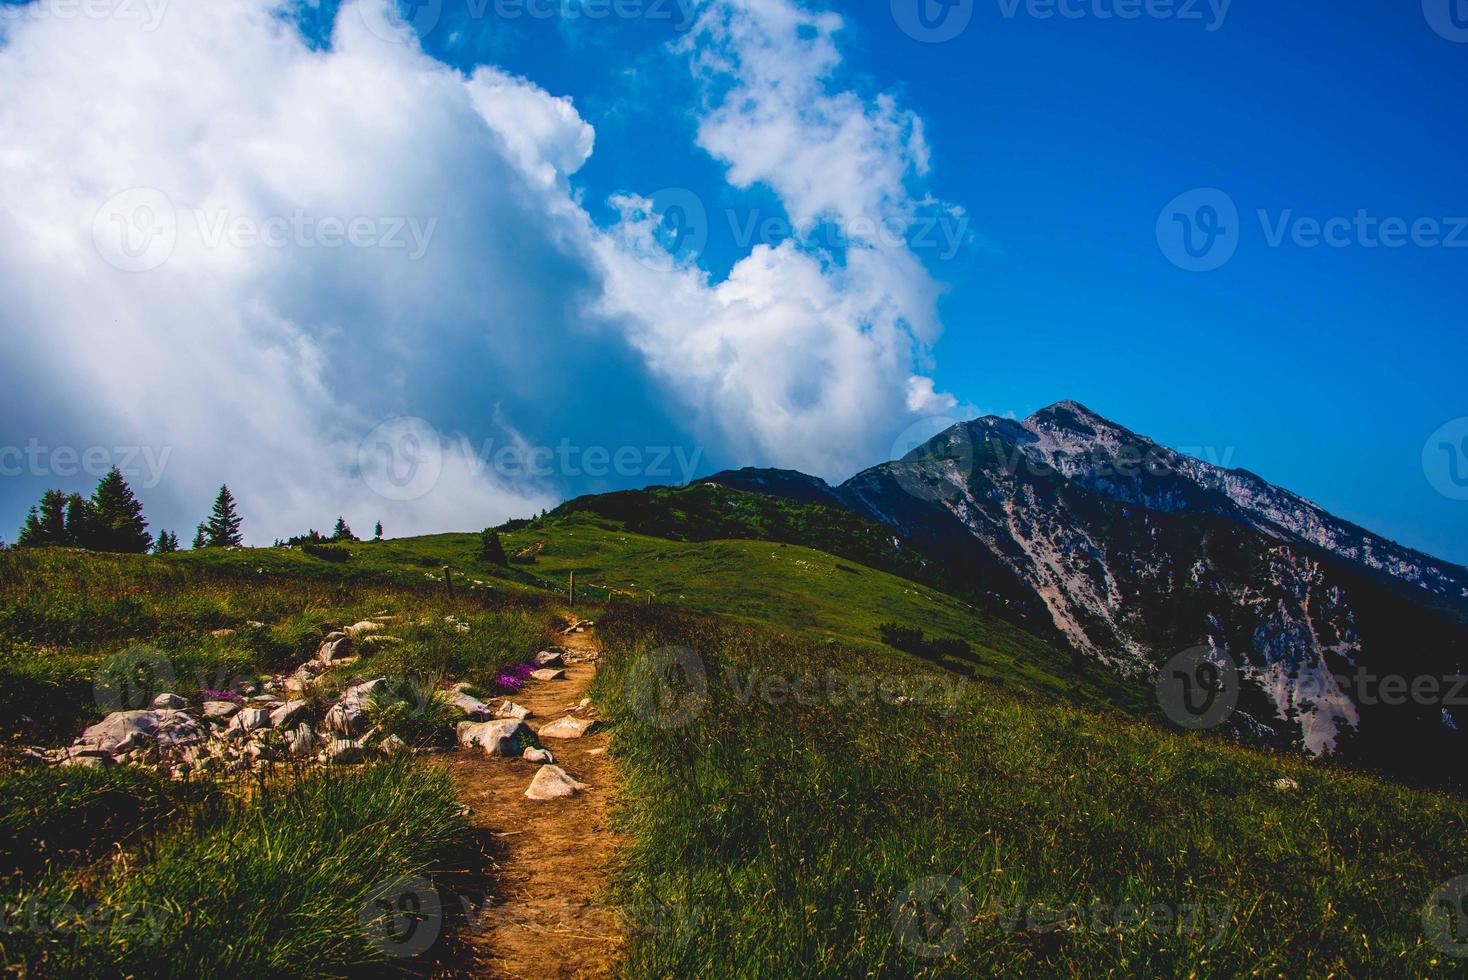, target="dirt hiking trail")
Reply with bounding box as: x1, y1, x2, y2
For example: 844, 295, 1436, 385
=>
442, 623, 623, 978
